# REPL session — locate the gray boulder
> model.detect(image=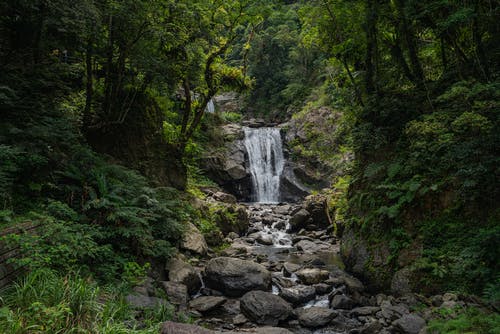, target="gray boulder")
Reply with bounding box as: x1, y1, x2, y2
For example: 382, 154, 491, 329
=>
330, 294, 355, 310
288, 209, 311, 232
240, 291, 293, 326
204, 257, 271, 297
297, 307, 336, 328
296, 268, 330, 285
181, 222, 208, 255
160, 281, 188, 306
393, 314, 426, 334
165, 255, 201, 294
279, 285, 317, 305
